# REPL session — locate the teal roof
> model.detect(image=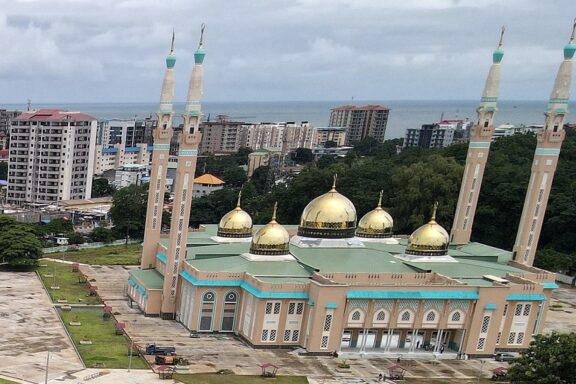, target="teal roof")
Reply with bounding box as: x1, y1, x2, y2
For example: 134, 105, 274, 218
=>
493, 49, 504, 63
188, 255, 312, 277
404, 258, 523, 278
130, 269, 164, 290
564, 43, 576, 60
166, 54, 176, 68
